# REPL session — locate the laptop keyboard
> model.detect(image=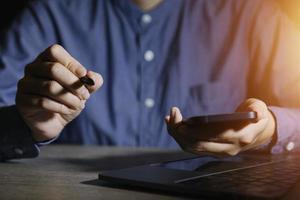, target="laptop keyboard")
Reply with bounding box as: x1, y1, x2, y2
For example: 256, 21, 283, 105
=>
180, 156, 300, 198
